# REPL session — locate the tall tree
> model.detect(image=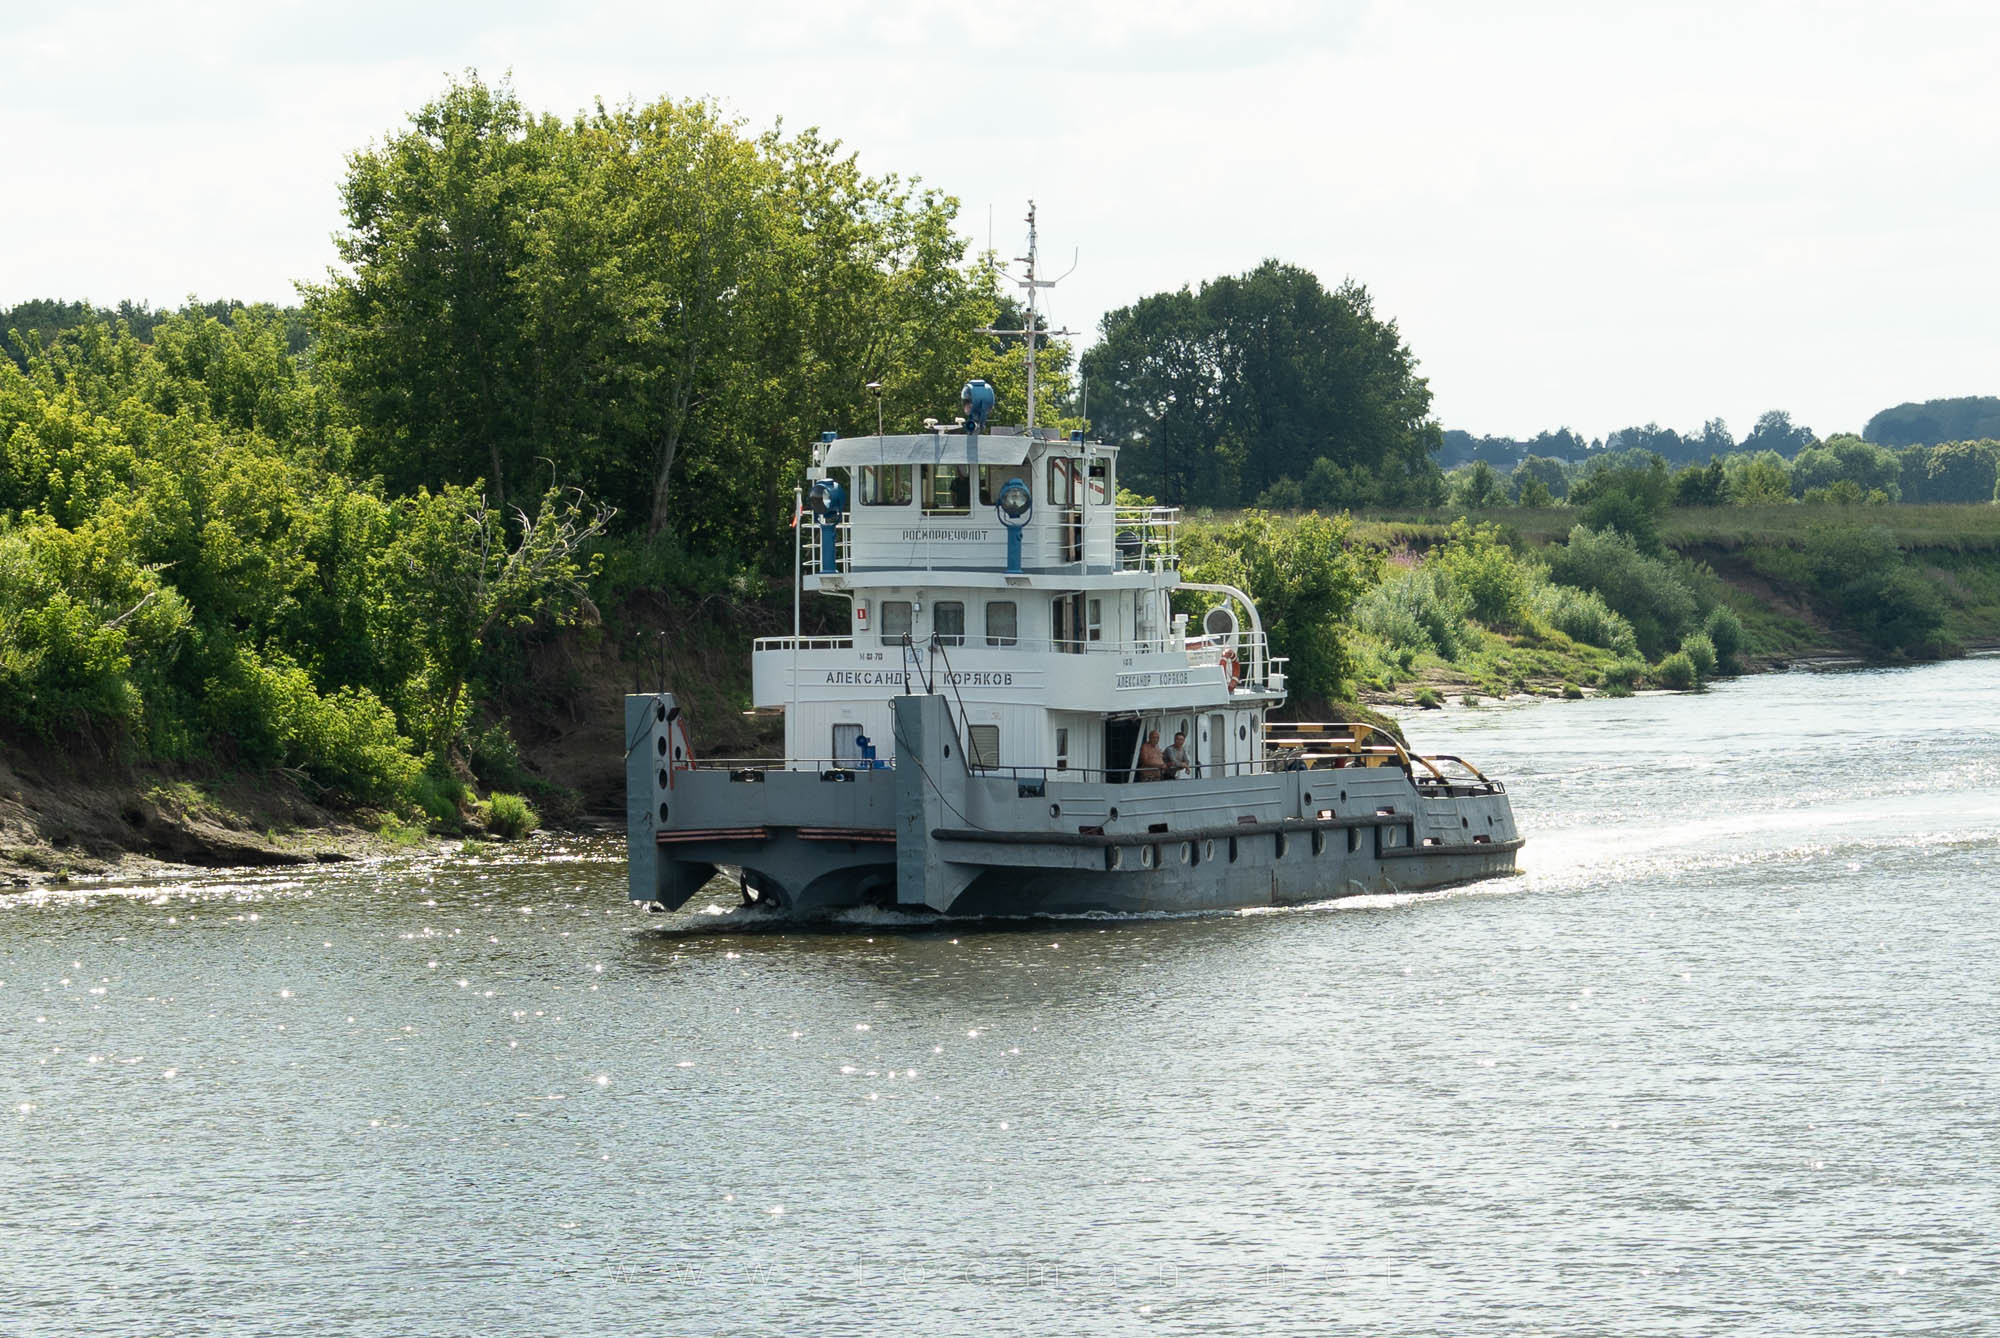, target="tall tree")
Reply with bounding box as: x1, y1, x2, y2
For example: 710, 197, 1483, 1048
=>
1081, 262, 1439, 506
